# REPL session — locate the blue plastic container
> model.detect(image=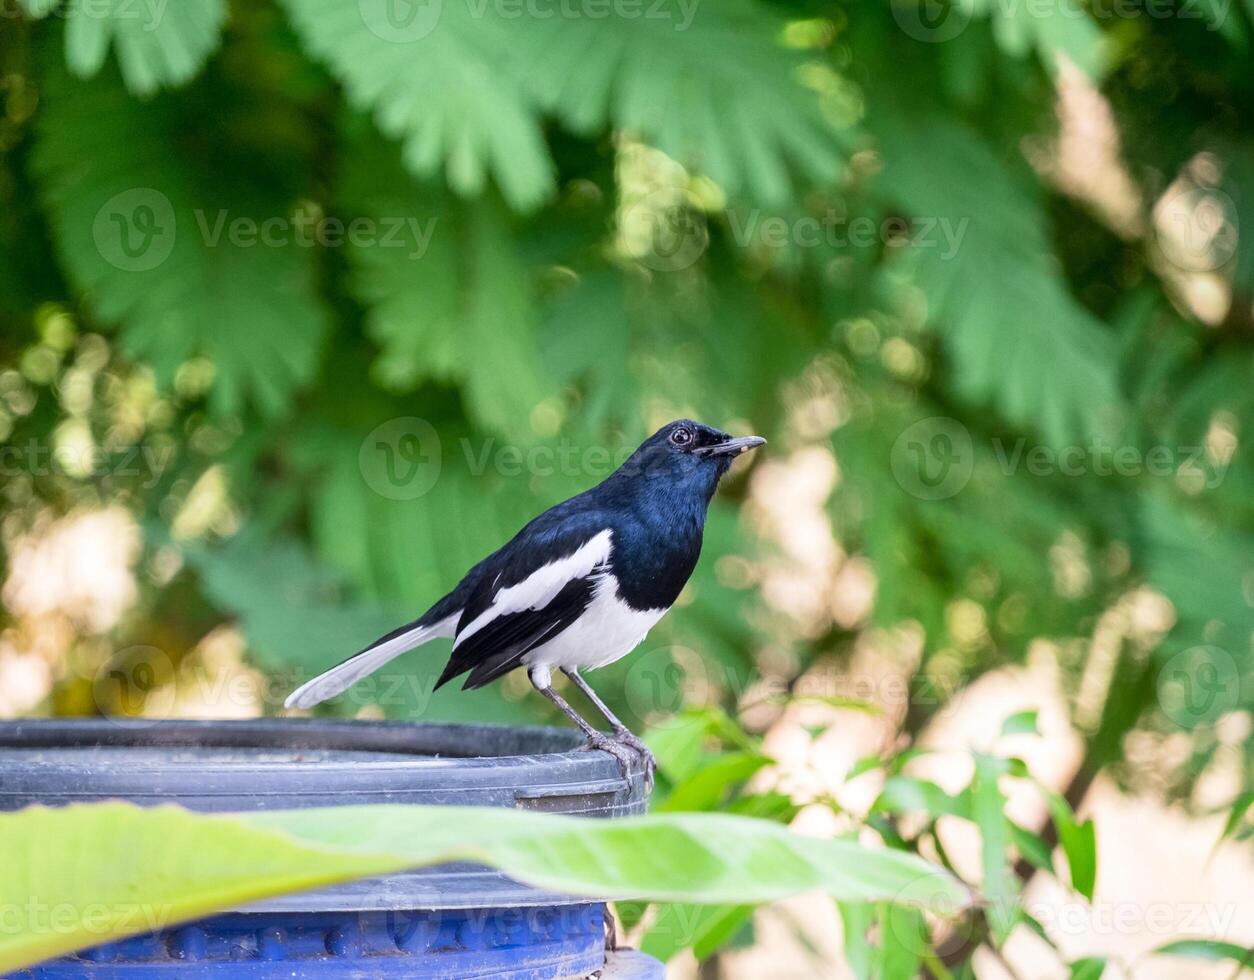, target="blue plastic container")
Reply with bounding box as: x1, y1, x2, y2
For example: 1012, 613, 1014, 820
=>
0, 718, 661, 979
